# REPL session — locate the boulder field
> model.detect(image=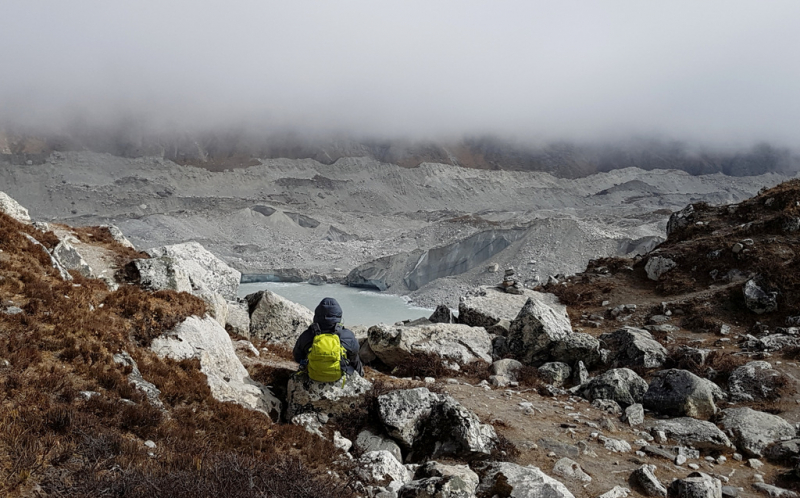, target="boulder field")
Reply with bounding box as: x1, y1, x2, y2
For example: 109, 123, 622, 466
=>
4, 181, 800, 497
